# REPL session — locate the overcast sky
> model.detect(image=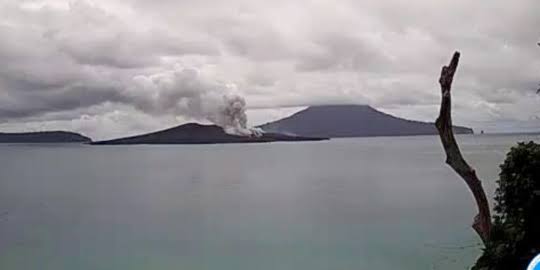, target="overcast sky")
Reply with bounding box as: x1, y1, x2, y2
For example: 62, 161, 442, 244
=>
0, 0, 539, 139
